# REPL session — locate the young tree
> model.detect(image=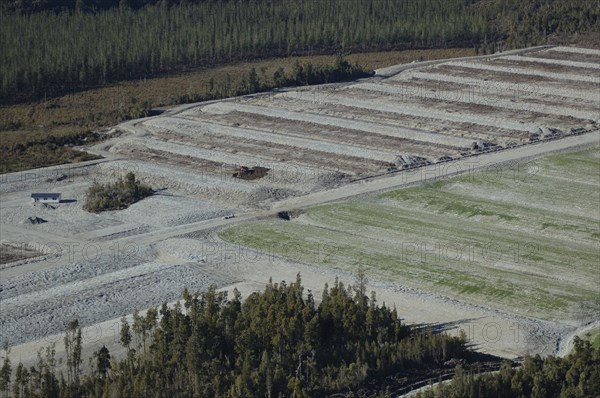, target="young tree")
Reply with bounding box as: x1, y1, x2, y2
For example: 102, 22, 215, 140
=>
273, 67, 286, 87
132, 309, 145, 350
94, 345, 111, 378
64, 320, 82, 387
13, 363, 29, 398
0, 344, 11, 398
119, 316, 132, 351
353, 265, 369, 309
248, 67, 260, 92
